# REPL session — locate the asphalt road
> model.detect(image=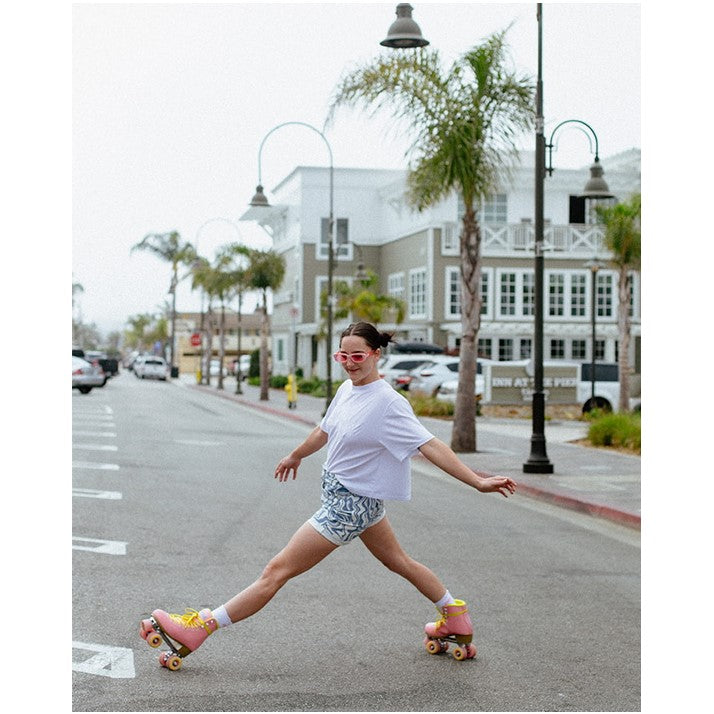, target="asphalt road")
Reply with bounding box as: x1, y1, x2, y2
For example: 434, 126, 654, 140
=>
72, 373, 640, 712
